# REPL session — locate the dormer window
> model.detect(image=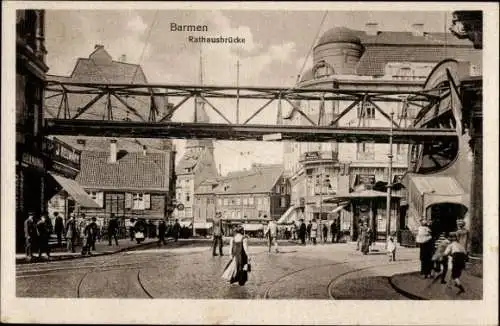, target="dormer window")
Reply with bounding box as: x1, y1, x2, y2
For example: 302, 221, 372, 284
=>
313, 60, 334, 79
